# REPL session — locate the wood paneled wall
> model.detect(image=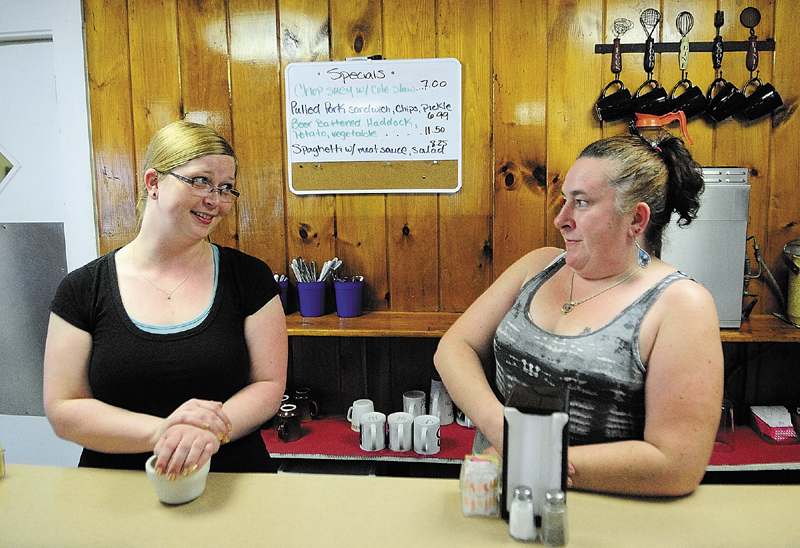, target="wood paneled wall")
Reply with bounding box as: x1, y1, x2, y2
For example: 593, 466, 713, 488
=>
84, 0, 799, 413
